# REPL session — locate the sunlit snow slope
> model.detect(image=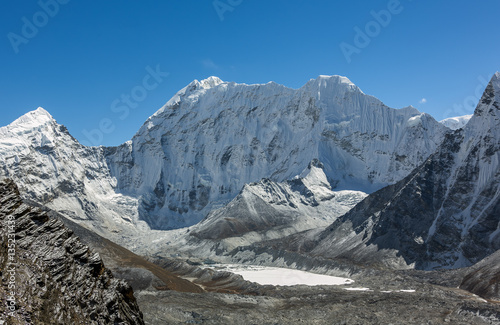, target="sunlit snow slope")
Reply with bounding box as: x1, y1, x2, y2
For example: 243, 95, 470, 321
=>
0, 75, 447, 234
104, 75, 447, 229
308, 73, 500, 270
